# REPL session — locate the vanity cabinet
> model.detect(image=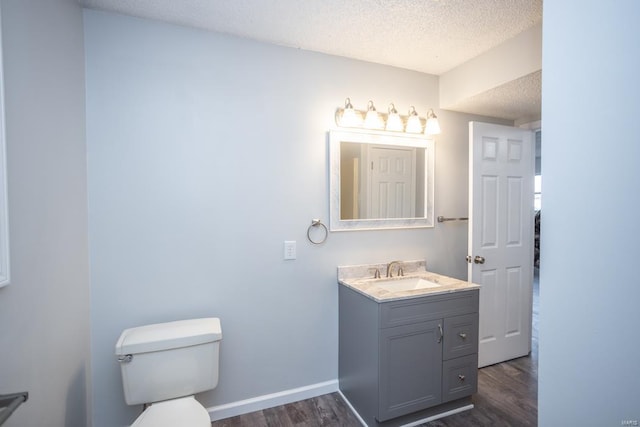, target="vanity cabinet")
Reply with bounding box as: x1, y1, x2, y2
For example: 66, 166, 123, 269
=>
339, 286, 479, 426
